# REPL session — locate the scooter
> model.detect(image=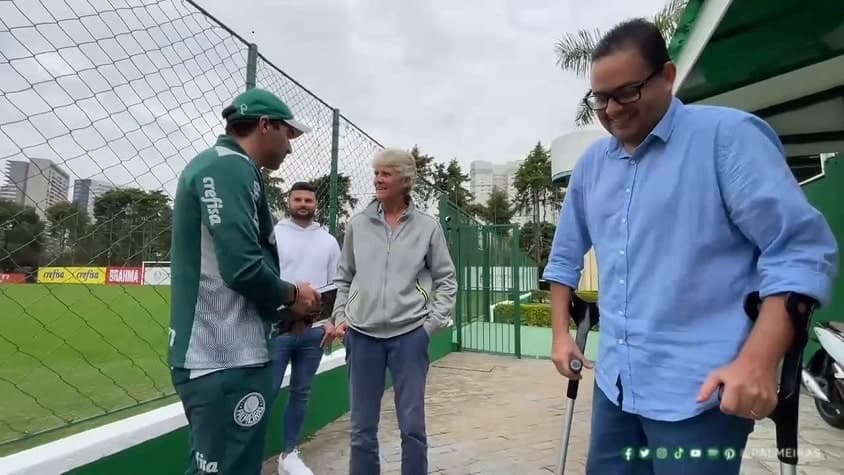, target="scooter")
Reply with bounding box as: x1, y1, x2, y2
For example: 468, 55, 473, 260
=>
801, 321, 844, 429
